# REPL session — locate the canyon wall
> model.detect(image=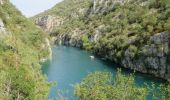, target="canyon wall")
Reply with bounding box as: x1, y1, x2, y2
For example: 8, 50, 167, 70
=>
33, 0, 170, 79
